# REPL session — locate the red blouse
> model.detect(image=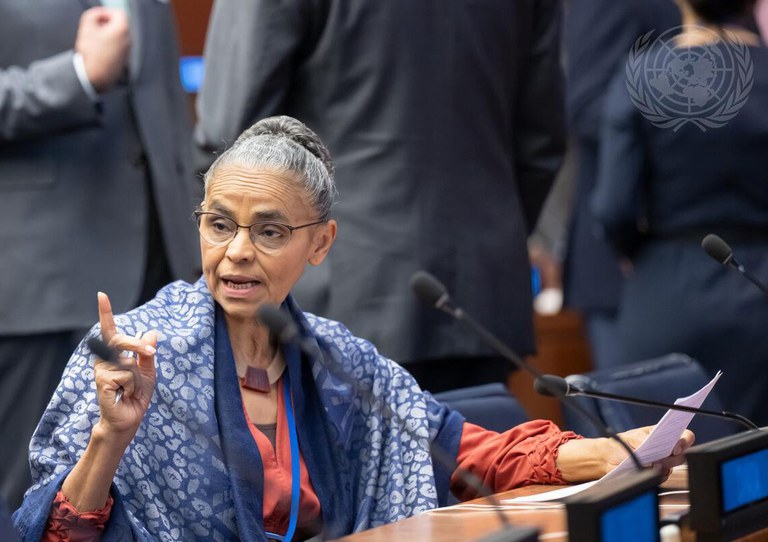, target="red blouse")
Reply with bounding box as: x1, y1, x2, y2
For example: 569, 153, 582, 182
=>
244, 378, 322, 537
